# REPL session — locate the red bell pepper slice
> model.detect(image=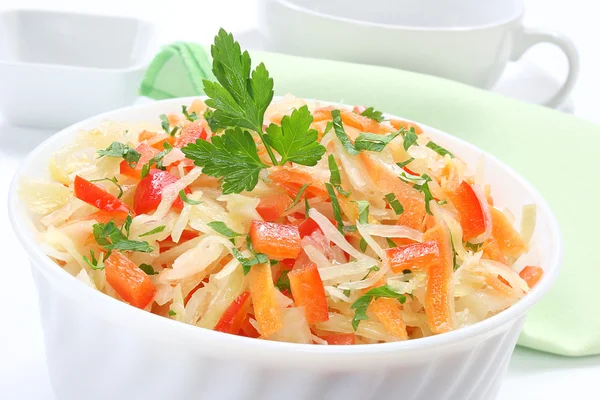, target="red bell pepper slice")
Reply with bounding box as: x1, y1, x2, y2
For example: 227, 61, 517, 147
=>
385, 241, 440, 274
119, 143, 160, 180
133, 170, 190, 215
73, 175, 131, 214
256, 194, 292, 222
249, 220, 301, 260
104, 251, 156, 309
320, 333, 356, 345
449, 181, 486, 241
175, 121, 207, 148
288, 262, 329, 324
519, 266, 543, 288
214, 291, 252, 334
